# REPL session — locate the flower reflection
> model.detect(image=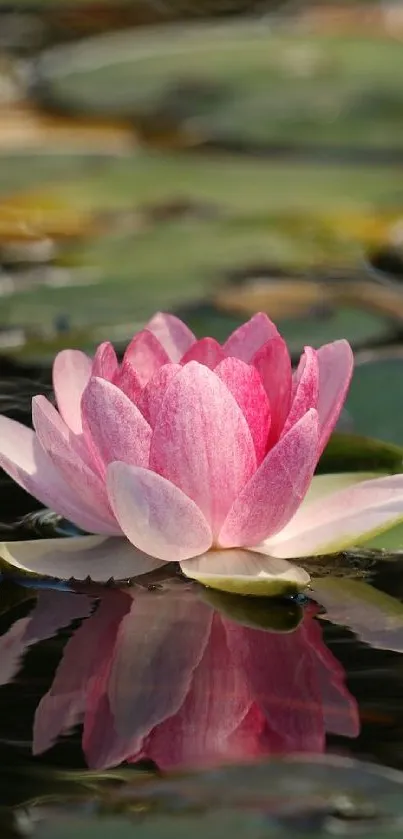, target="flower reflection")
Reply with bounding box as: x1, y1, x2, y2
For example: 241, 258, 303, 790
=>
31, 588, 359, 770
